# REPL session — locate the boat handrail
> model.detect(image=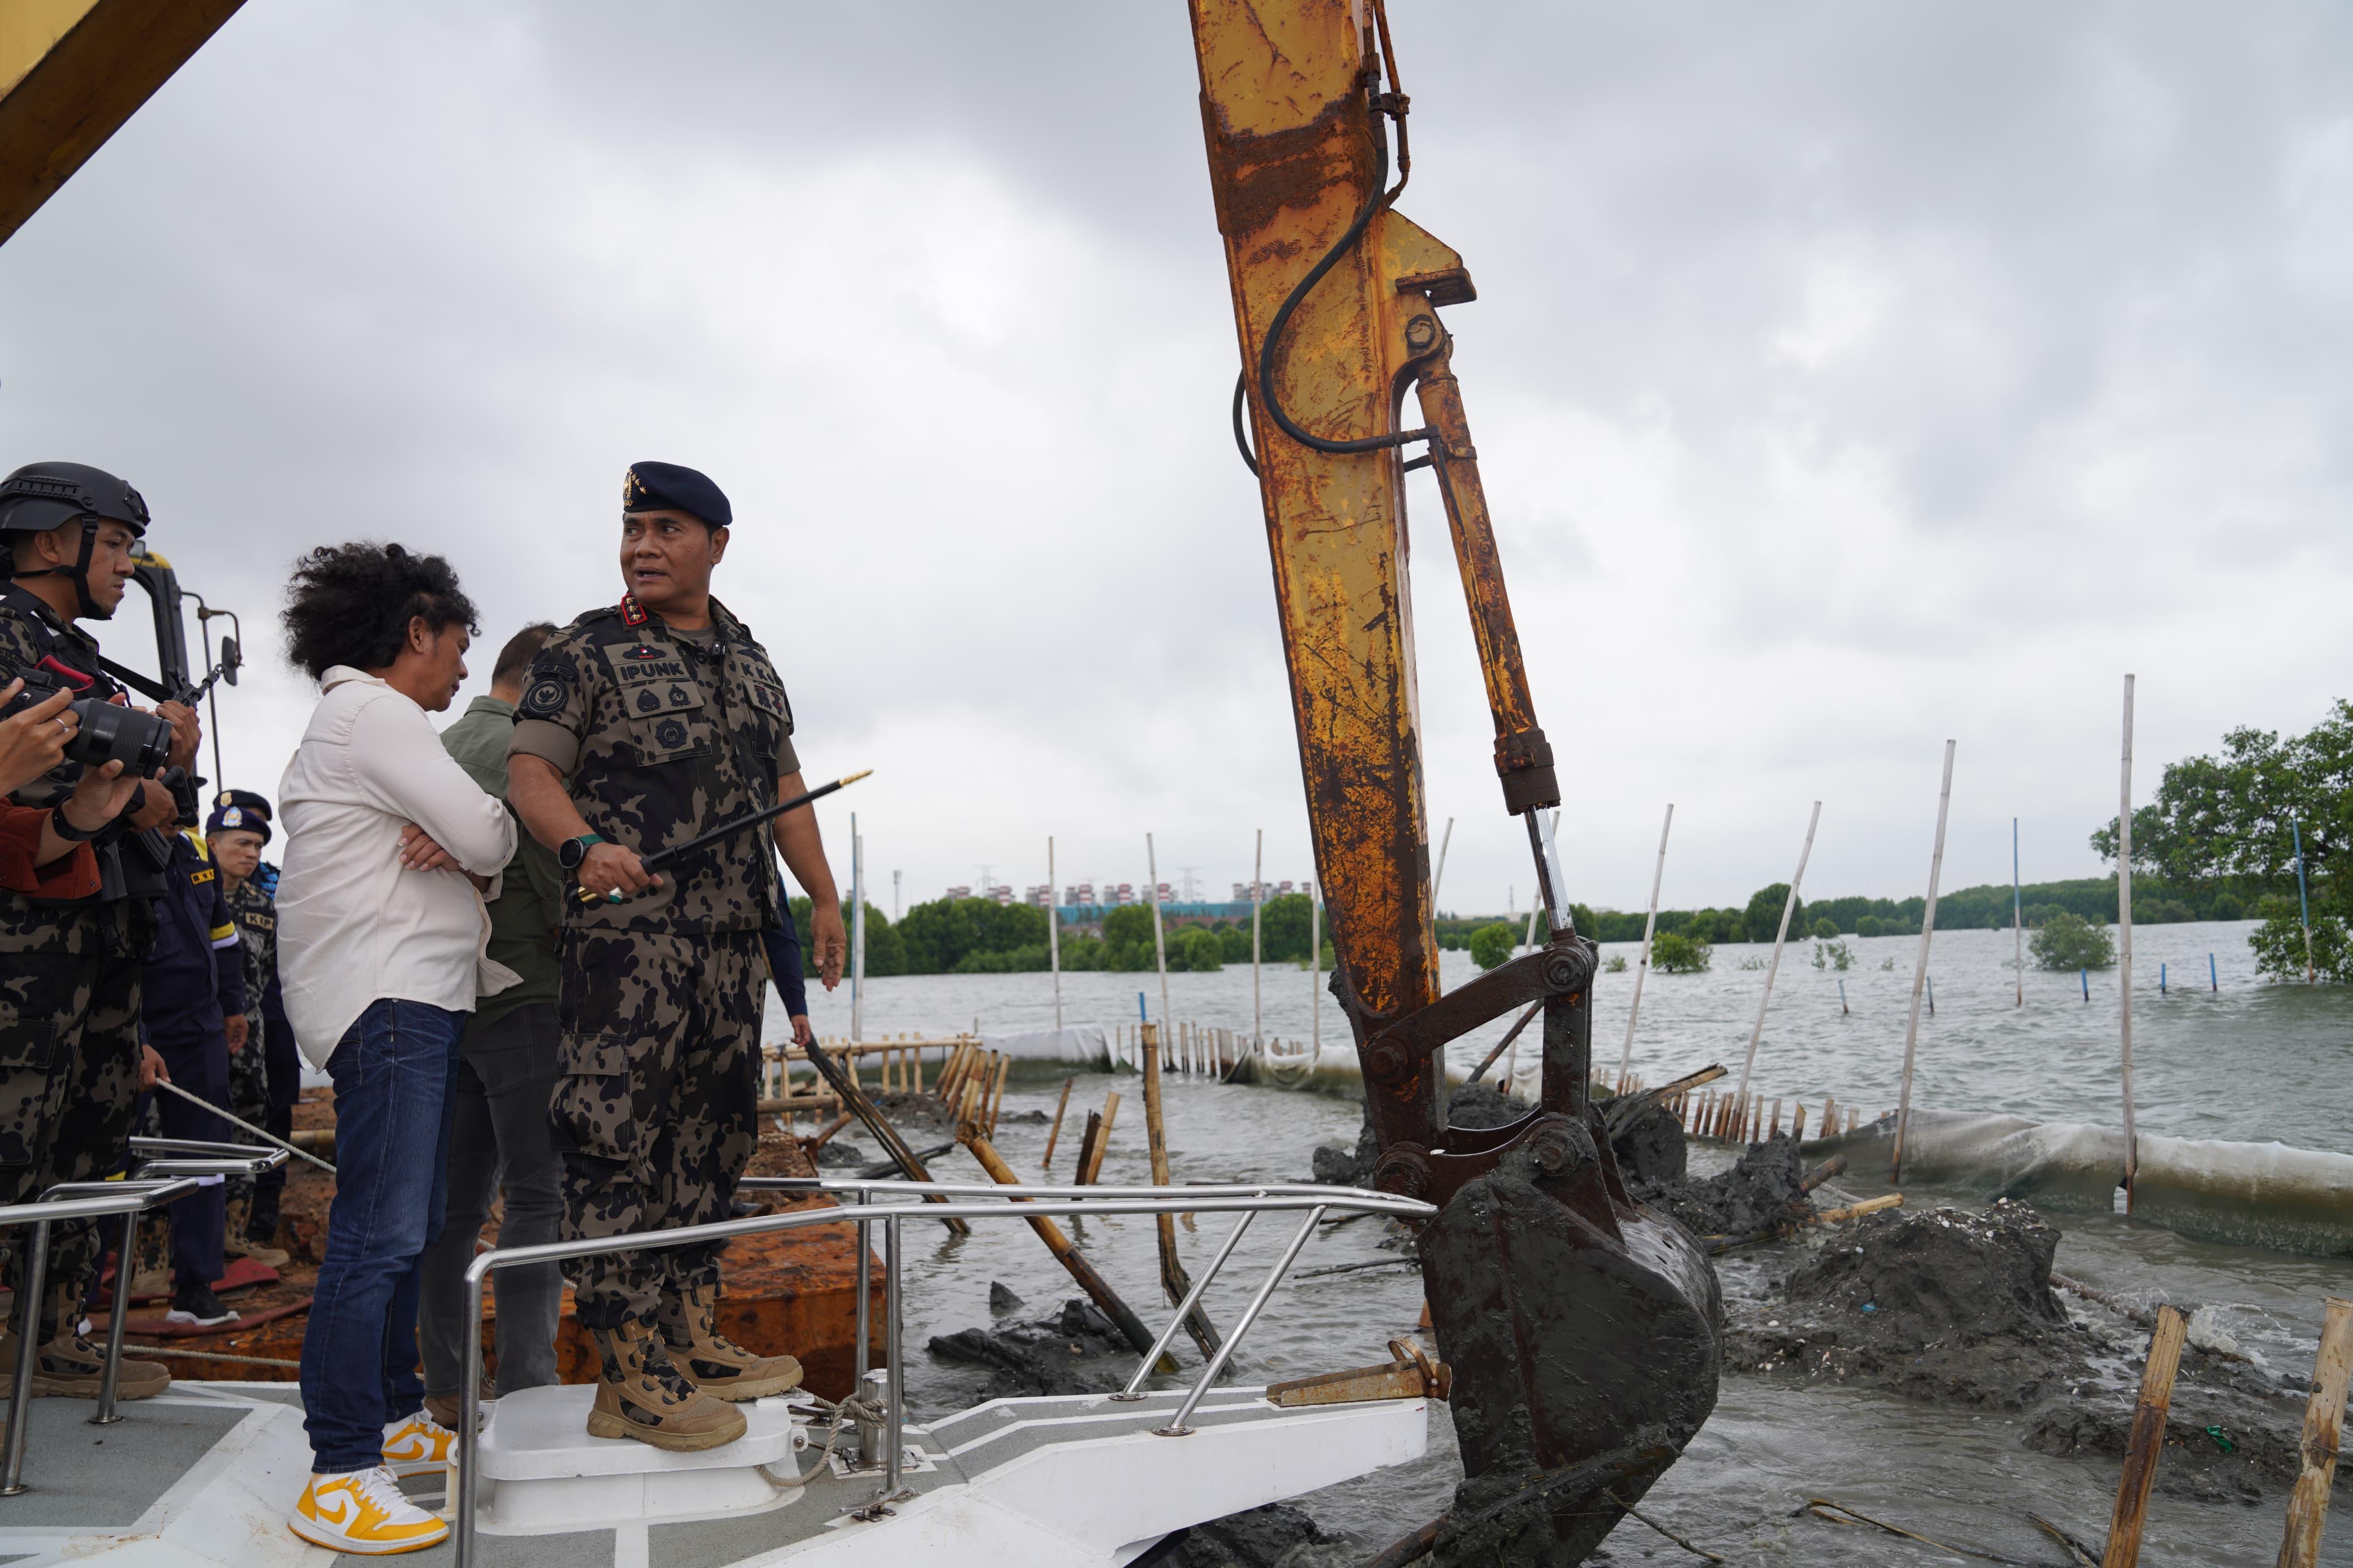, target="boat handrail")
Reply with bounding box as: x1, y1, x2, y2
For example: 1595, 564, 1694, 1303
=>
0, 1177, 209, 1493
453, 1178, 1429, 1564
